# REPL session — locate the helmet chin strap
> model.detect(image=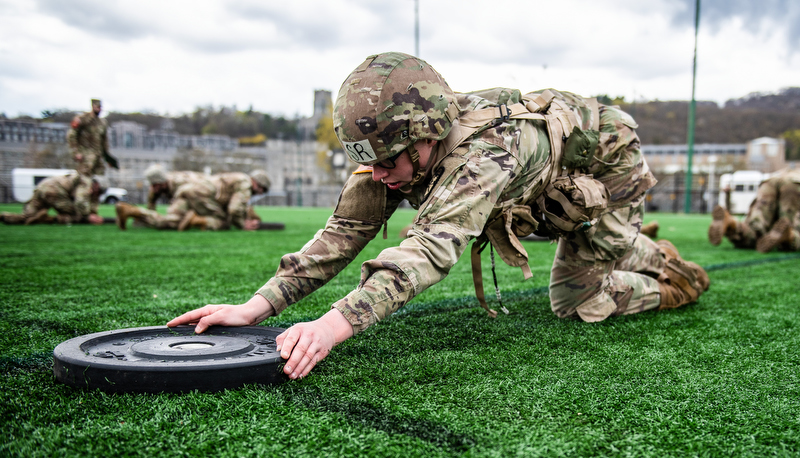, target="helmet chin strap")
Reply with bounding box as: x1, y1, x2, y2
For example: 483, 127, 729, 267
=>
398, 141, 427, 193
